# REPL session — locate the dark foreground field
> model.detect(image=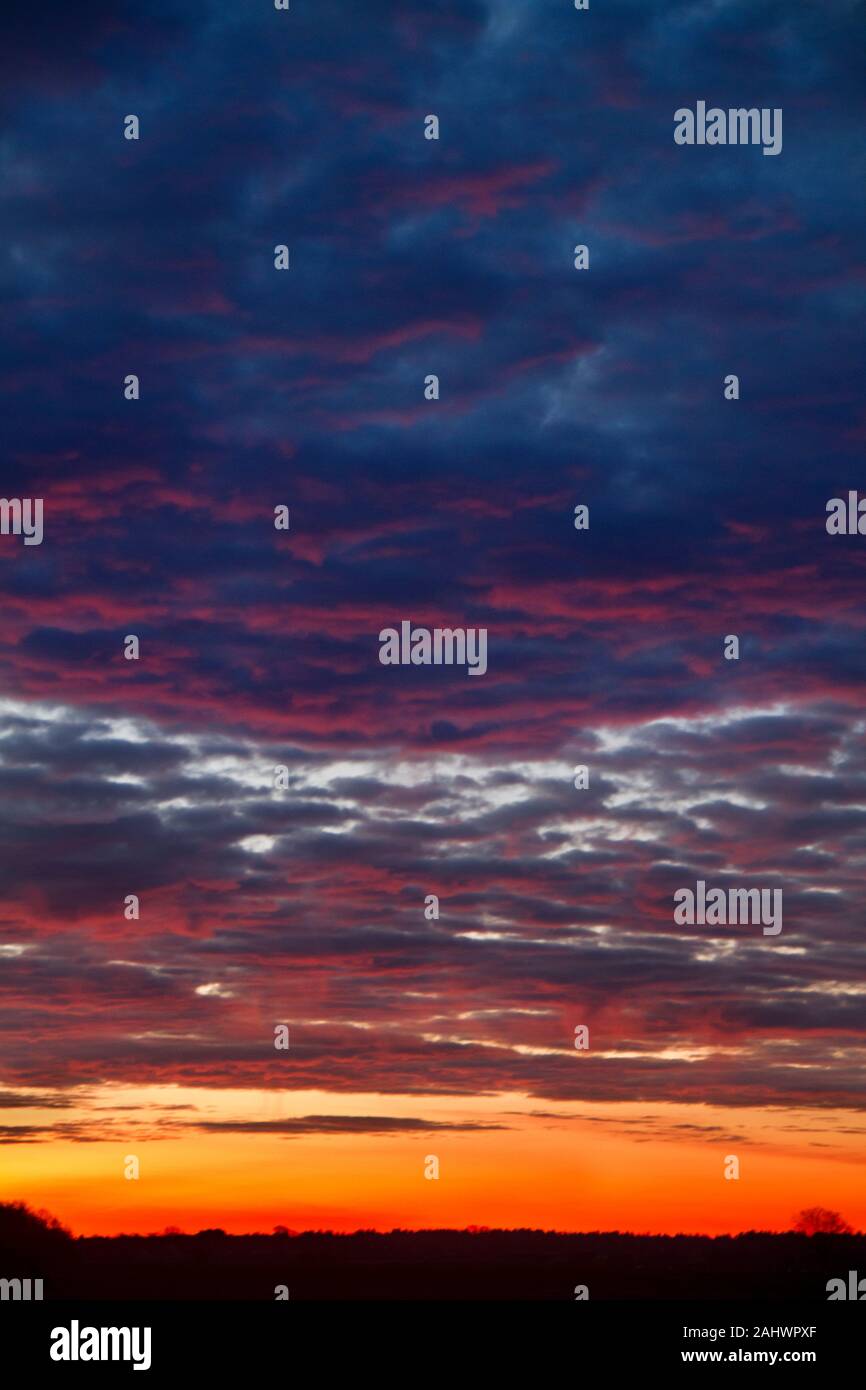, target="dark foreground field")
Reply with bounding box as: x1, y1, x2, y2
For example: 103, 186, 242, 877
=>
2, 1206, 864, 1300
